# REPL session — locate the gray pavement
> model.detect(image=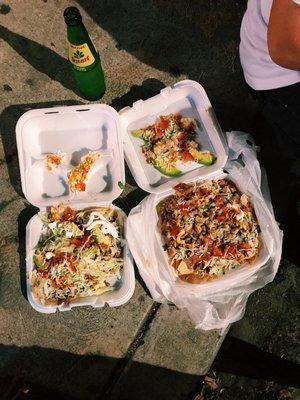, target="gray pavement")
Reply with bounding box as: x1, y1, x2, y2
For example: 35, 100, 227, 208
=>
201, 259, 300, 399
0, 1, 299, 400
